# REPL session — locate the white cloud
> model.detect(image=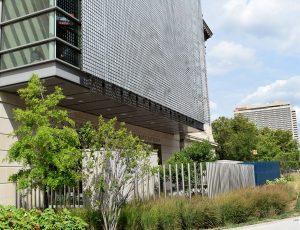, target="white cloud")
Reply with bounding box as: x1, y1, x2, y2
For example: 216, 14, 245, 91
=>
210, 41, 255, 61
241, 76, 300, 106
207, 41, 257, 75
240, 76, 300, 129
203, 0, 300, 54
